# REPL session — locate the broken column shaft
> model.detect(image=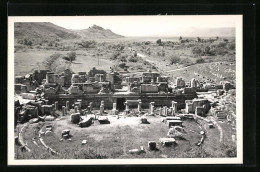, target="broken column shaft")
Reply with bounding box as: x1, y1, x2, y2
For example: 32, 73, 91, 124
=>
100, 104, 104, 115
62, 106, 66, 116
113, 103, 117, 110
125, 102, 129, 111
74, 106, 78, 113
171, 101, 177, 114
55, 101, 58, 110
138, 102, 142, 112
89, 102, 93, 111
66, 101, 70, 111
